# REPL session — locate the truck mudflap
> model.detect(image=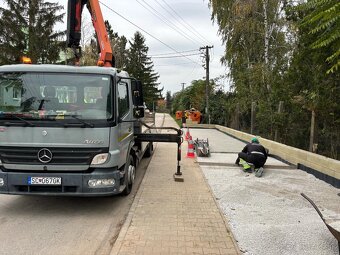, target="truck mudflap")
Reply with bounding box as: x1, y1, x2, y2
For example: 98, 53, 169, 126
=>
0, 167, 123, 196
